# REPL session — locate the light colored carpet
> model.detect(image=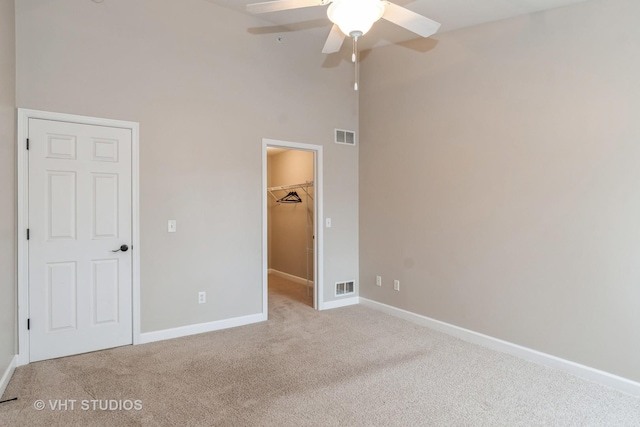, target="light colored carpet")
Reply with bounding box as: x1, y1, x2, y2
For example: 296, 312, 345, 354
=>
1, 274, 639, 426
